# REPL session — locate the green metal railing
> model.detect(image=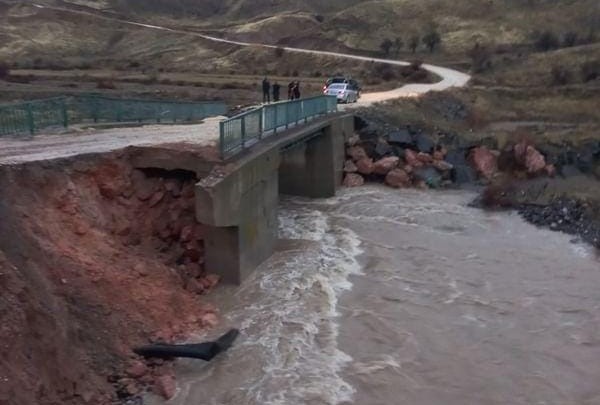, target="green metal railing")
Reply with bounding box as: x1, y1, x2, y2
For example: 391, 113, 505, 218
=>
219, 95, 338, 158
0, 95, 227, 137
